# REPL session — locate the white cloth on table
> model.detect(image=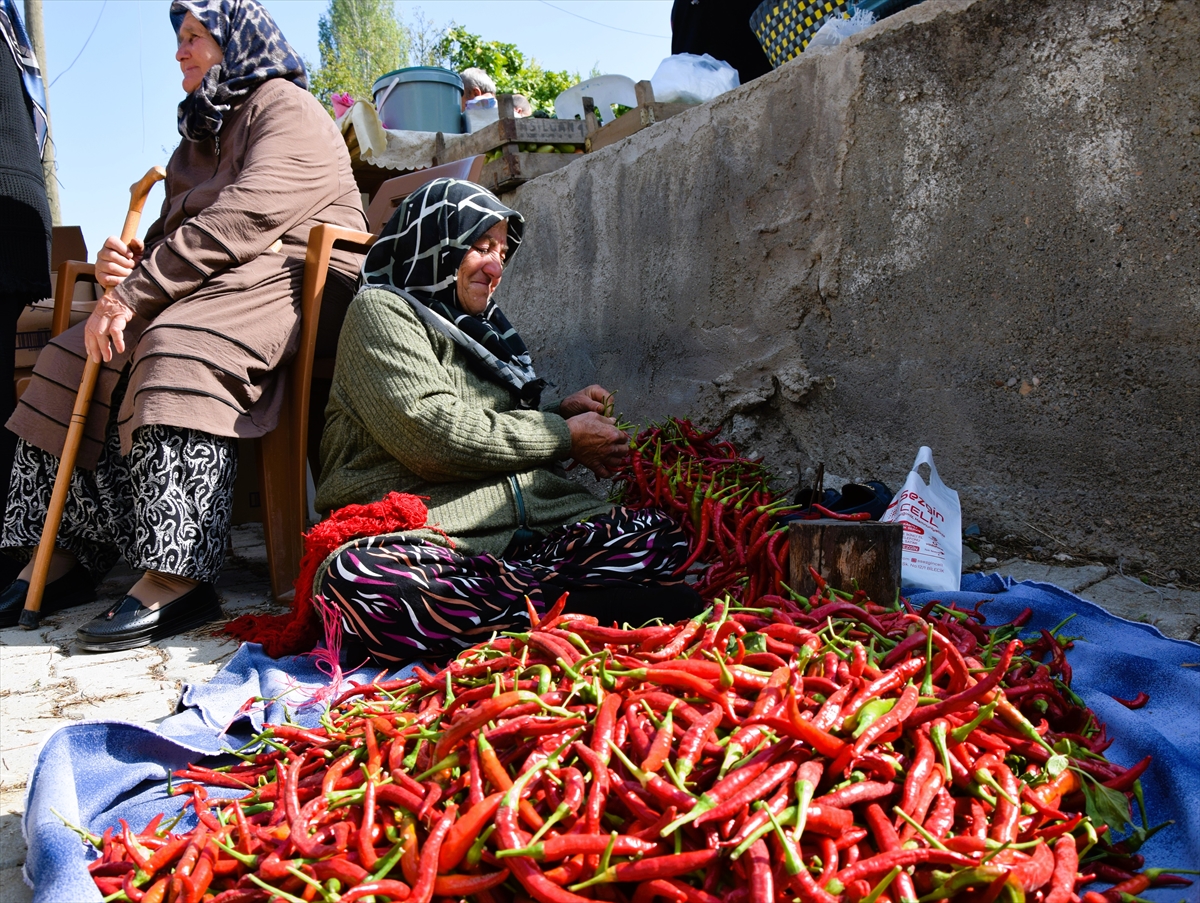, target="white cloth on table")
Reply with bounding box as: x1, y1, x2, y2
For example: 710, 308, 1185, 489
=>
340, 101, 475, 172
